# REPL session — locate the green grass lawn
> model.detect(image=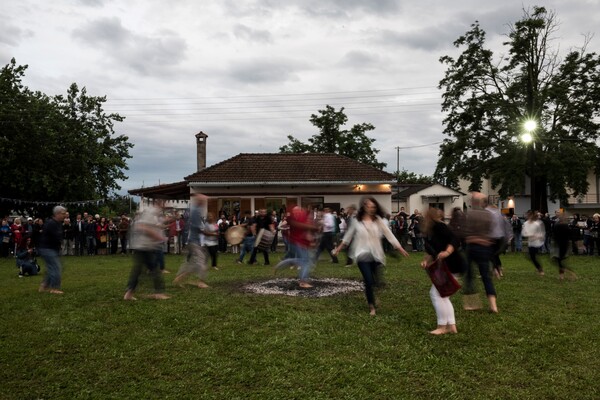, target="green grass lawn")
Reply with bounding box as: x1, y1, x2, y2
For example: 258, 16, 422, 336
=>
1, 251, 598, 399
